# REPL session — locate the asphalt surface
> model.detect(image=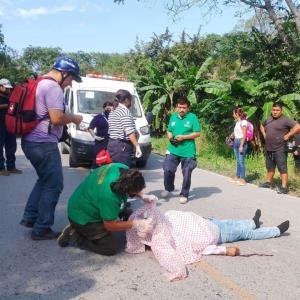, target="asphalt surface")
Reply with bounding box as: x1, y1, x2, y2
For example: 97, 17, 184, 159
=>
0, 145, 300, 300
